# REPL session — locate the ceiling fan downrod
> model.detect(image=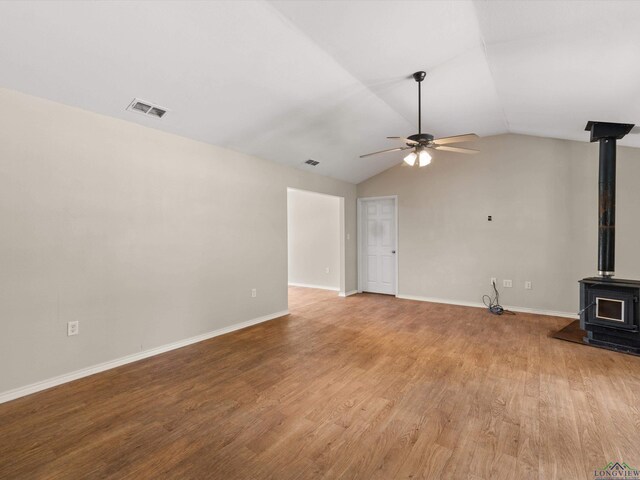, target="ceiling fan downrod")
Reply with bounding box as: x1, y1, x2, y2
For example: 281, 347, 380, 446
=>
413, 71, 426, 135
